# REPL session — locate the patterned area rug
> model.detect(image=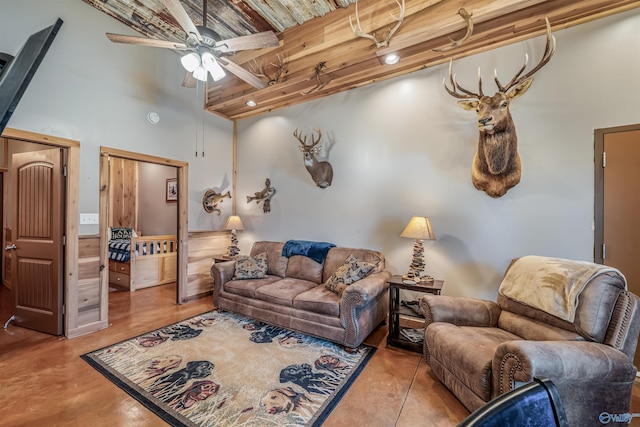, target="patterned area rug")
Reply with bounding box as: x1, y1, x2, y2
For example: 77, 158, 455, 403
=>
82, 310, 375, 426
